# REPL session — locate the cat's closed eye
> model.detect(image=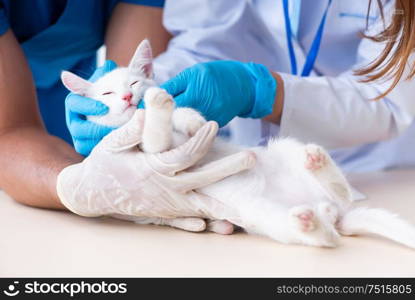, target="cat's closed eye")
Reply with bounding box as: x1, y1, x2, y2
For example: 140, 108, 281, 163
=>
130, 81, 139, 87
102, 91, 114, 95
